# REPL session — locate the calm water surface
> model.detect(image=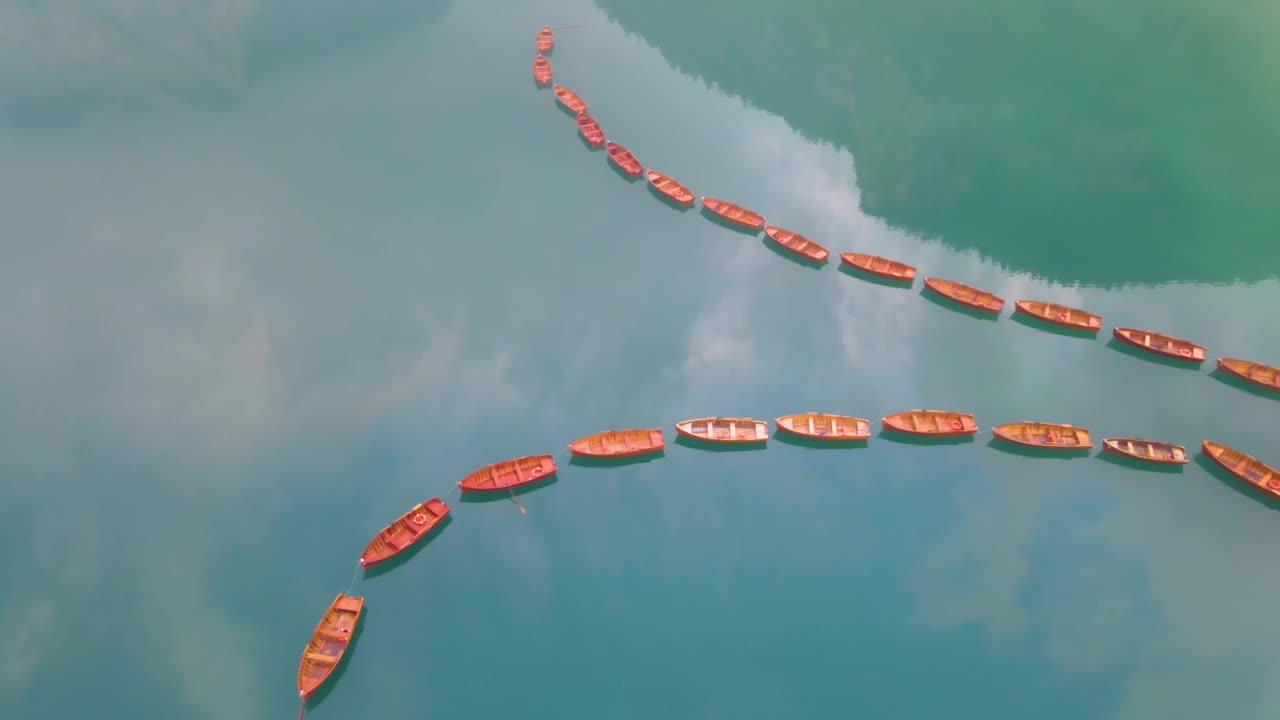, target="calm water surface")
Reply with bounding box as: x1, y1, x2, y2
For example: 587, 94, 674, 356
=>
2, 1, 1279, 718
